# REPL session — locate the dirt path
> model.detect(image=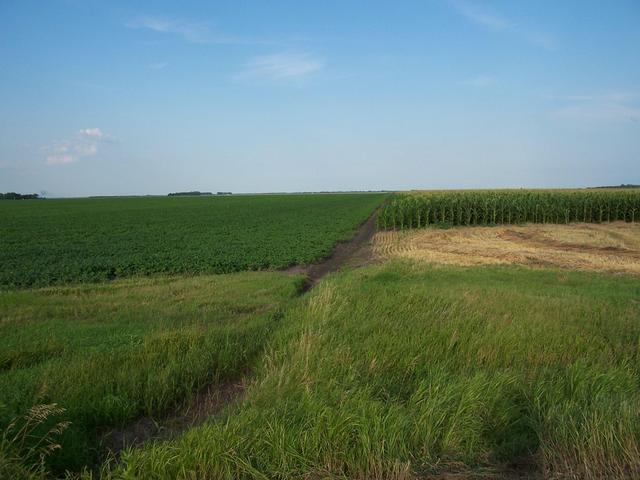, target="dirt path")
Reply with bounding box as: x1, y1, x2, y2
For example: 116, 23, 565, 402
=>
286, 208, 380, 288
100, 209, 381, 460
100, 378, 247, 459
